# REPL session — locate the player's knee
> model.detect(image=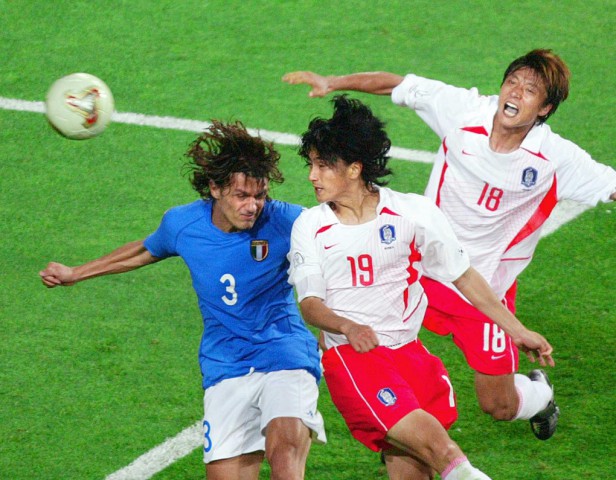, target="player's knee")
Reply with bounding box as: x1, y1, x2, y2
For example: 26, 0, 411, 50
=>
412, 437, 460, 468
266, 451, 303, 480
265, 442, 308, 480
